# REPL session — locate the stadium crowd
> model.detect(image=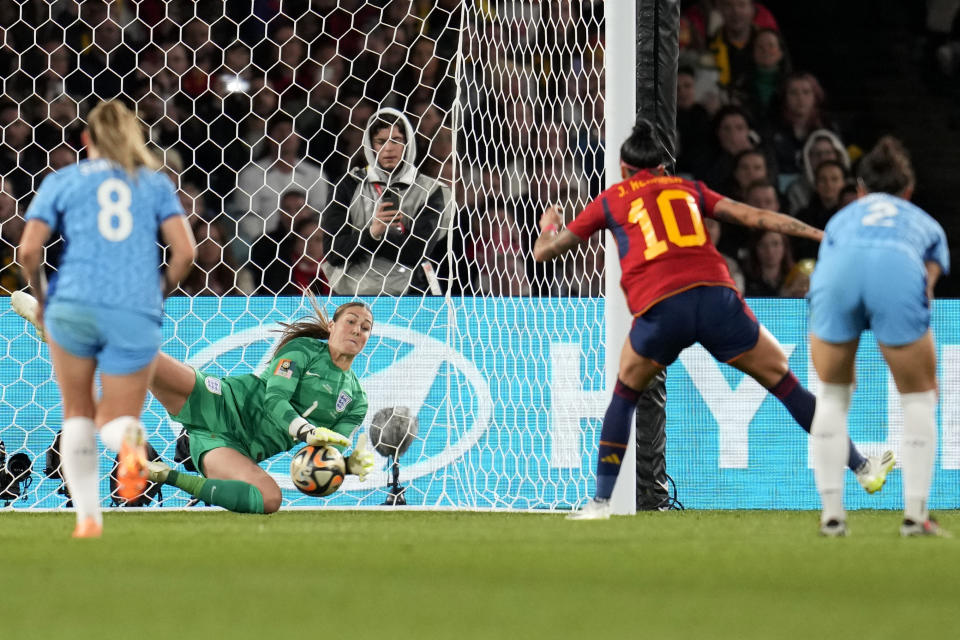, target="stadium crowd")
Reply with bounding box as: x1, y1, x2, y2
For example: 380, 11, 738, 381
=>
0, 0, 906, 300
